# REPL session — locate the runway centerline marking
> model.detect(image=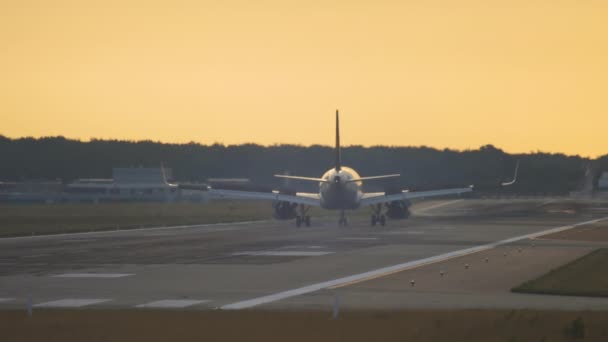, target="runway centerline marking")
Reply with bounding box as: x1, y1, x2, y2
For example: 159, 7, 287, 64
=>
62, 239, 97, 243
51, 273, 134, 278
221, 216, 608, 310
232, 251, 333, 257
34, 298, 111, 308
136, 299, 209, 308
